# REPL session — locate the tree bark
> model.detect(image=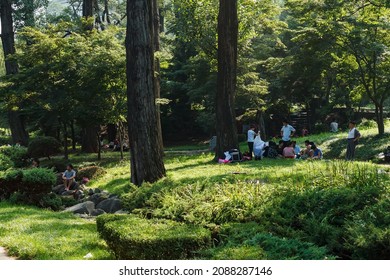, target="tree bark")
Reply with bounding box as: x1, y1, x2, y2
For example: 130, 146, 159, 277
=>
152, 0, 164, 150
1, 0, 29, 145
126, 0, 166, 186
83, 0, 94, 30
81, 126, 98, 153
215, 0, 238, 159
